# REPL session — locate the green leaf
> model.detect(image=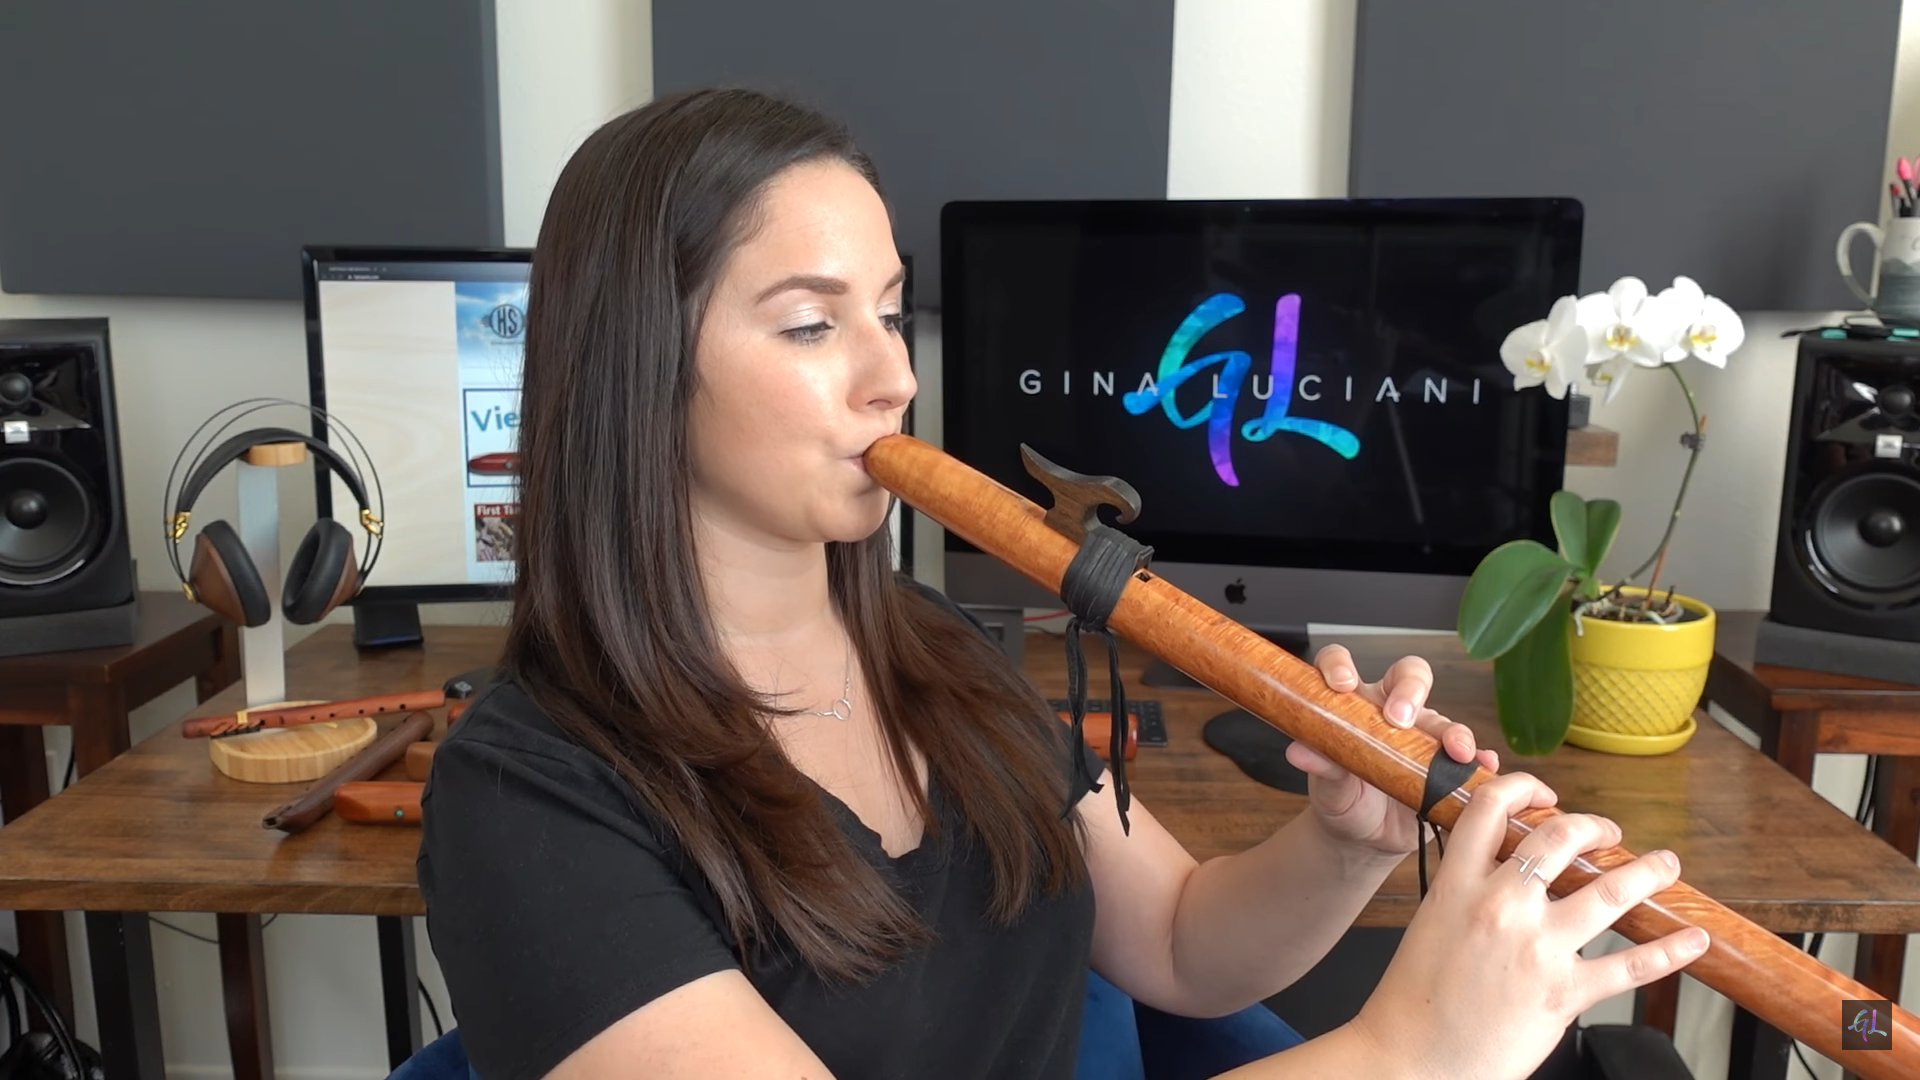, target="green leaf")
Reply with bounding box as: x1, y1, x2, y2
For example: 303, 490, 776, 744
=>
1549, 491, 1625, 579
1494, 601, 1575, 756
1551, 490, 1590, 569
1583, 499, 1623, 576
1457, 540, 1576, 661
